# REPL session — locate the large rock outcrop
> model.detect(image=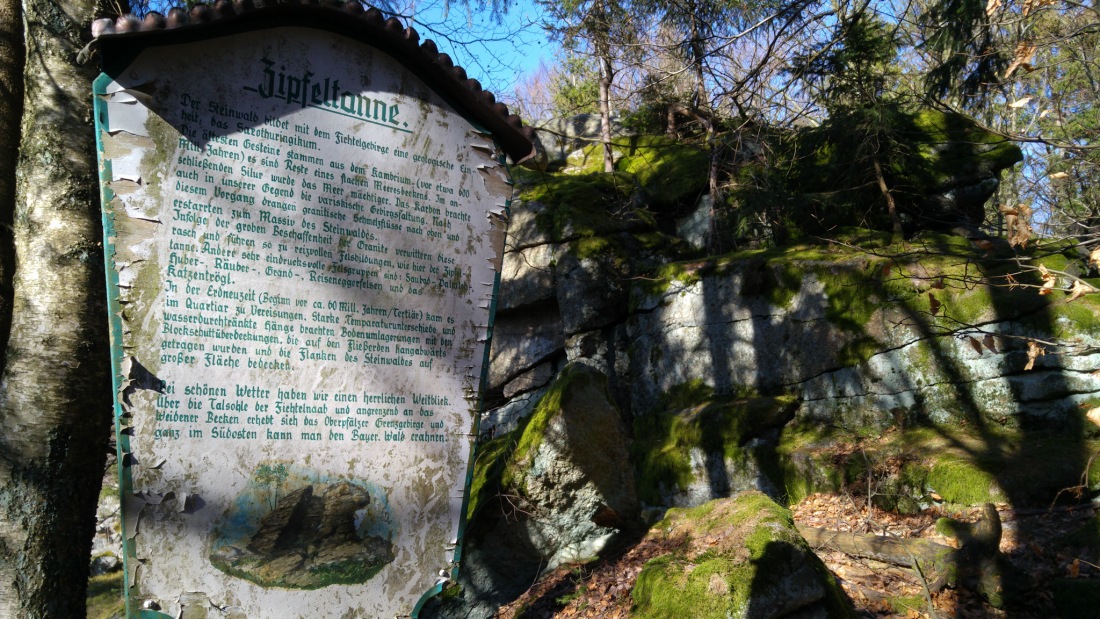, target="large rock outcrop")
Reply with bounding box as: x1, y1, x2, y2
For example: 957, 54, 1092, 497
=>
445, 117, 1098, 616
430, 363, 638, 618
489, 204, 1100, 436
